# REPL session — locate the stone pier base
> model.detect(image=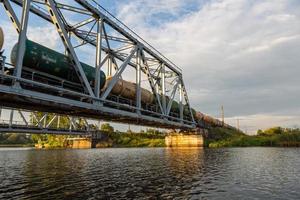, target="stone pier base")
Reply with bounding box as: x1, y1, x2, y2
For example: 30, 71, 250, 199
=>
165, 134, 204, 147
65, 138, 92, 149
